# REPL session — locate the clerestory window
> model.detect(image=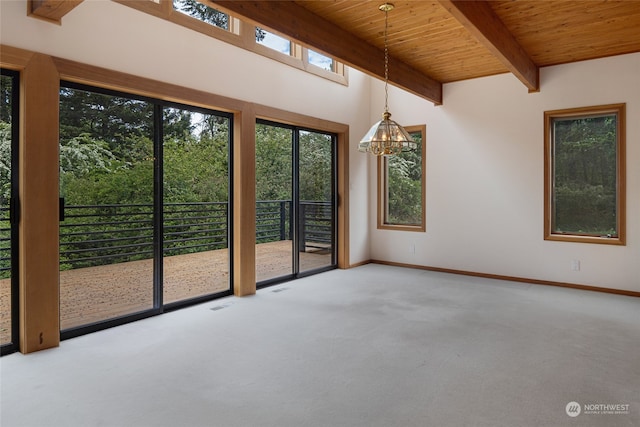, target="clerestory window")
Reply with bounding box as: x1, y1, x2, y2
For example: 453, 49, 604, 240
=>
120, 0, 347, 84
